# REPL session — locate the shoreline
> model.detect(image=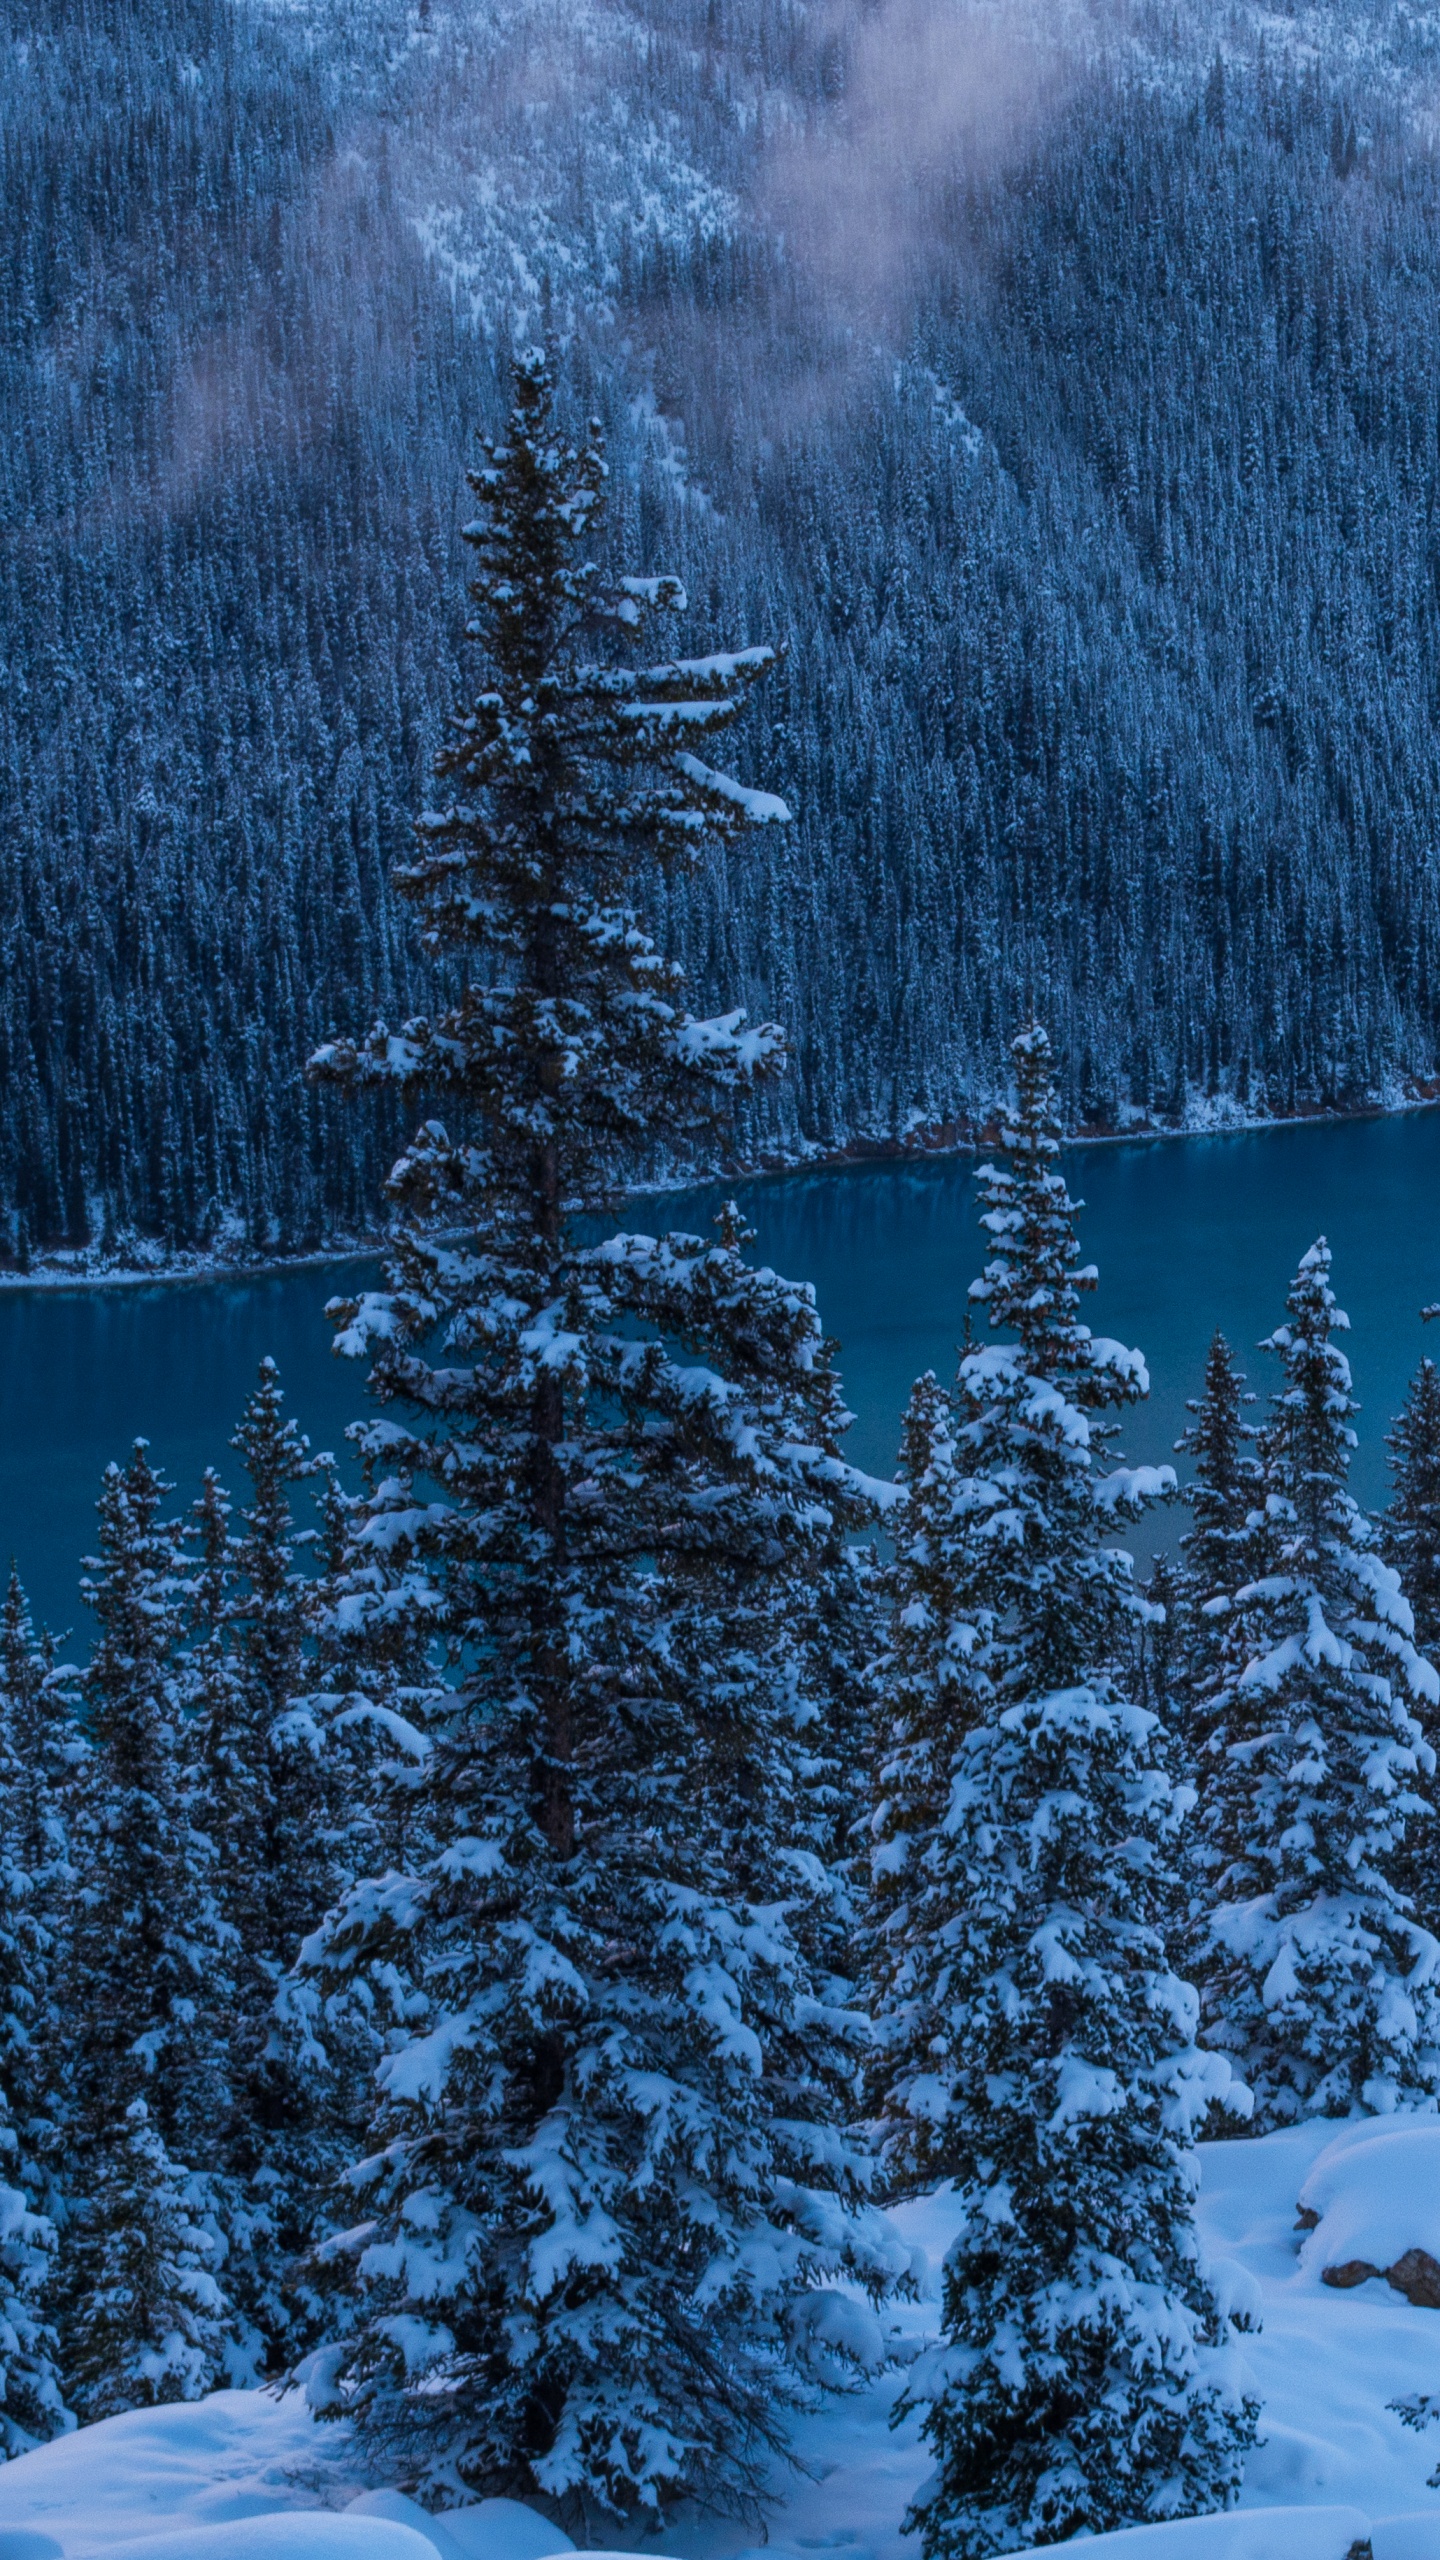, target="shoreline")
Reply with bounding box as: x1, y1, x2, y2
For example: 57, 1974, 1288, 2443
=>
4, 1084, 1438, 1297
